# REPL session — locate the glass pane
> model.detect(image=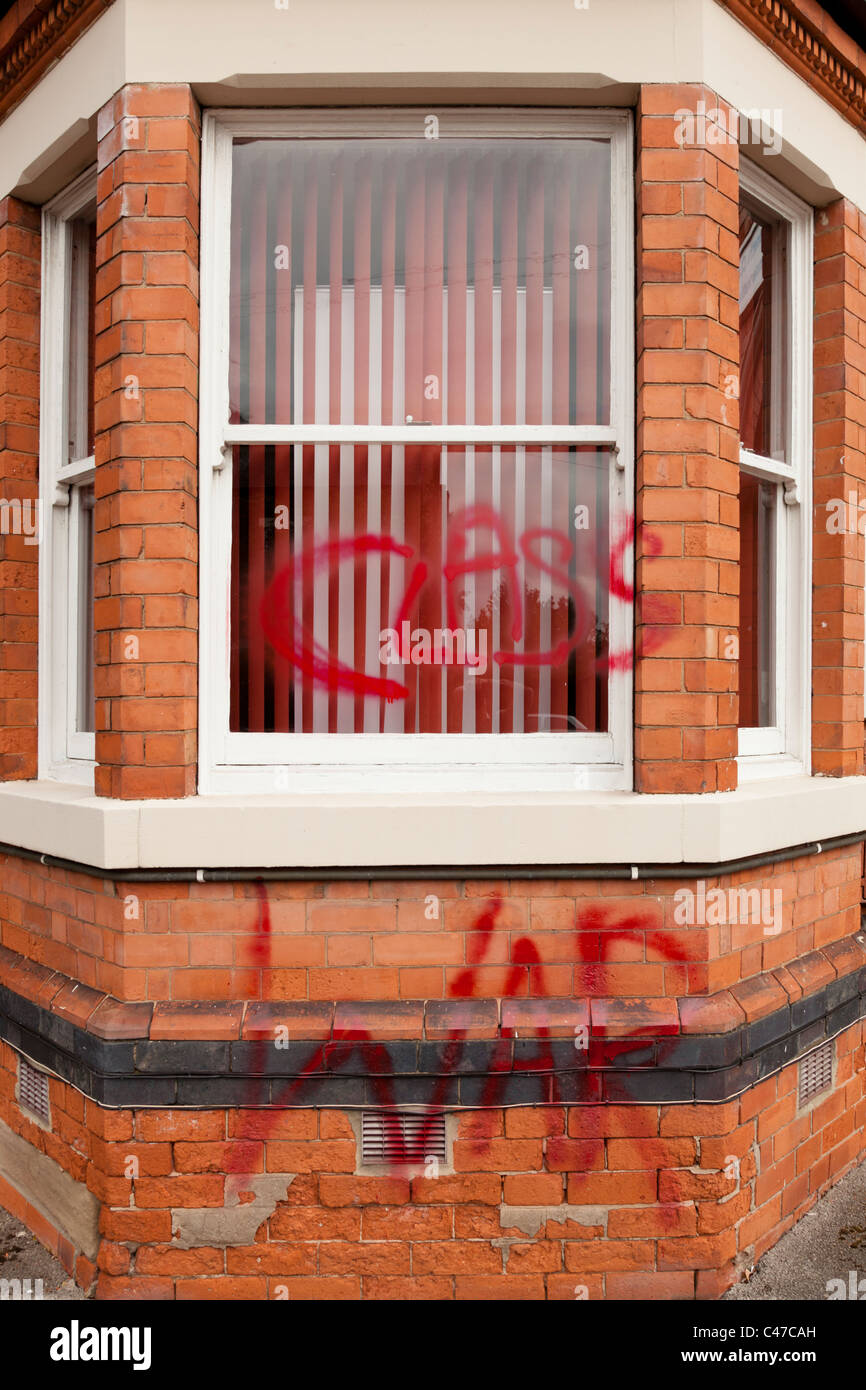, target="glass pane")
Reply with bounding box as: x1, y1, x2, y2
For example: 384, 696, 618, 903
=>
738, 471, 775, 728
76, 484, 95, 733
229, 137, 611, 428
739, 199, 787, 461
67, 212, 96, 465
230, 445, 611, 735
